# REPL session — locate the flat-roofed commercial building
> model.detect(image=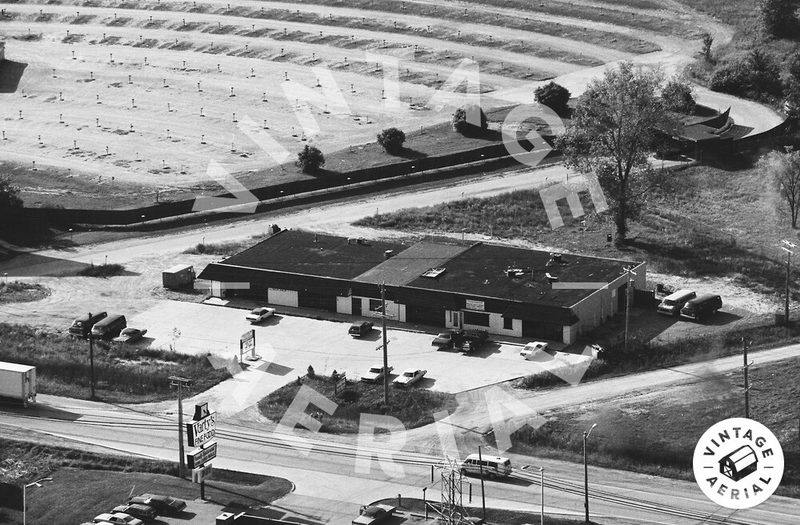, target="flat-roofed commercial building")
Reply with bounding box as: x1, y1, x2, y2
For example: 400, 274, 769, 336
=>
198, 229, 646, 343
